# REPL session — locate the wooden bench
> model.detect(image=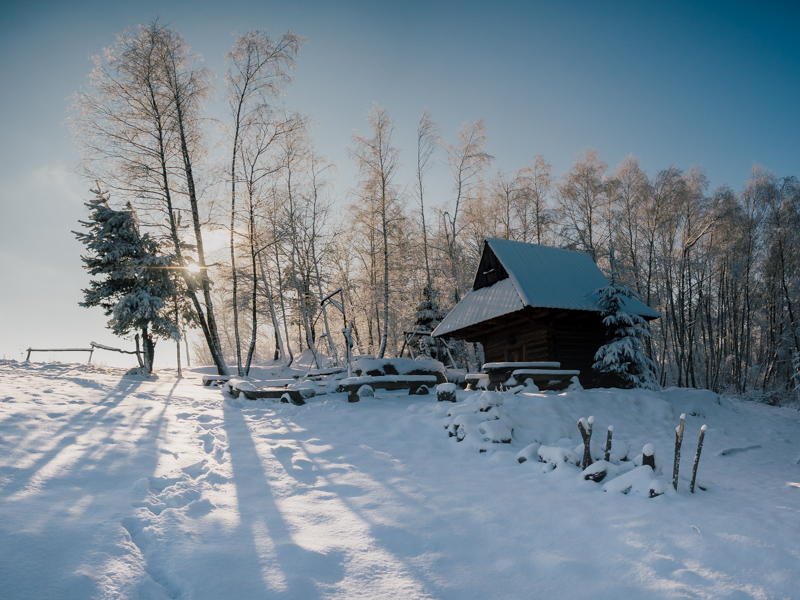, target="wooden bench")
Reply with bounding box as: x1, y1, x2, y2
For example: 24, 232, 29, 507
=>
511, 369, 580, 391
304, 367, 347, 381
202, 374, 231, 386
337, 375, 439, 403
464, 373, 489, 390
235, 387, 312, 405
